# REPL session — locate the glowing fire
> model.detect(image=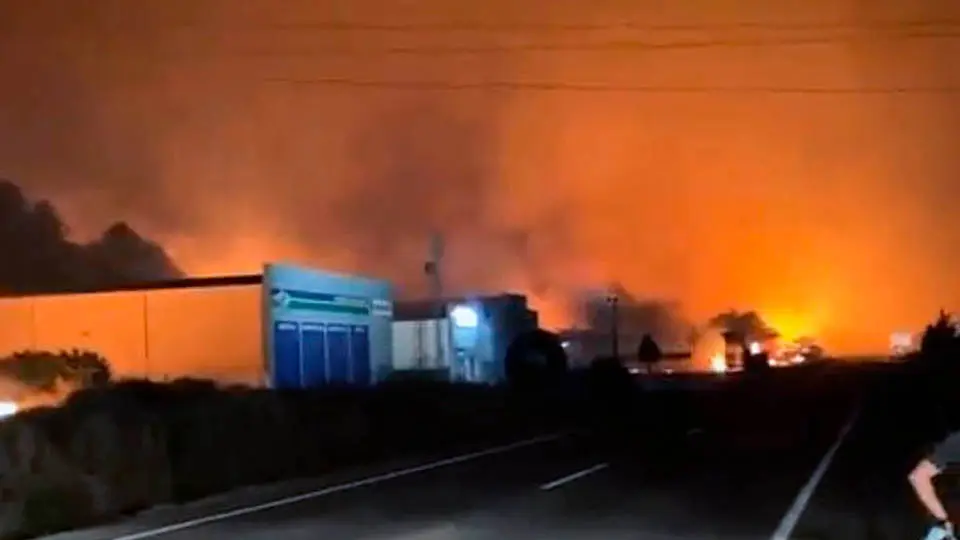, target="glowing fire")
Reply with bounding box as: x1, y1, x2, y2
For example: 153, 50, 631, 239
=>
710, 353, 727, 373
